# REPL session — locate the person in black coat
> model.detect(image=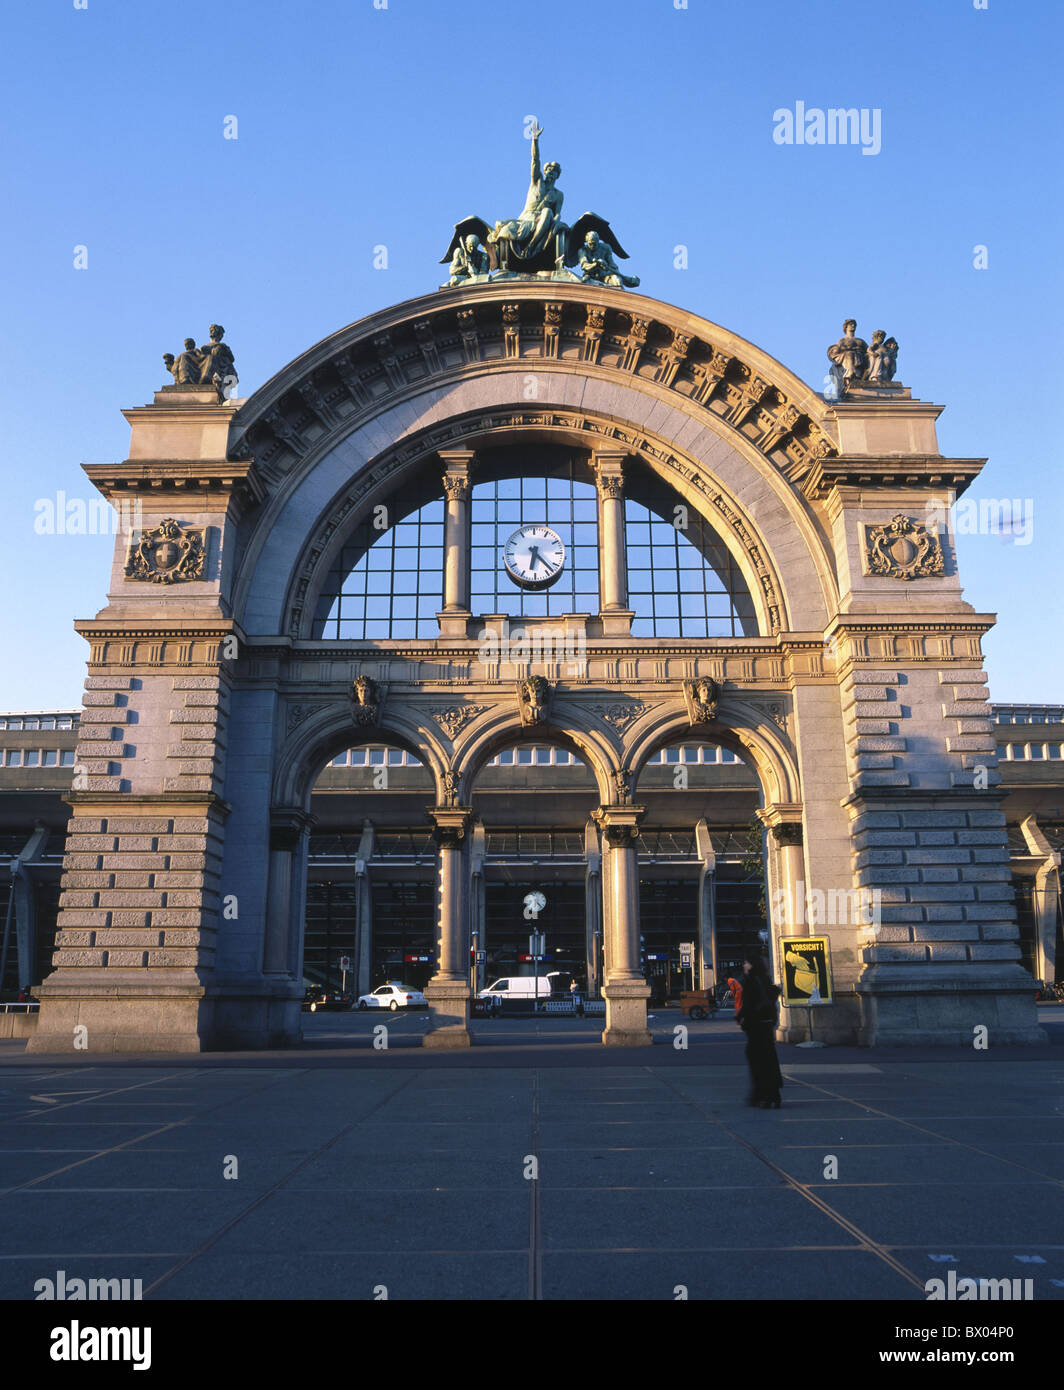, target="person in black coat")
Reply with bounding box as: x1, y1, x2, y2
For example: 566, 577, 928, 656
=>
737, 957, 783, 1109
